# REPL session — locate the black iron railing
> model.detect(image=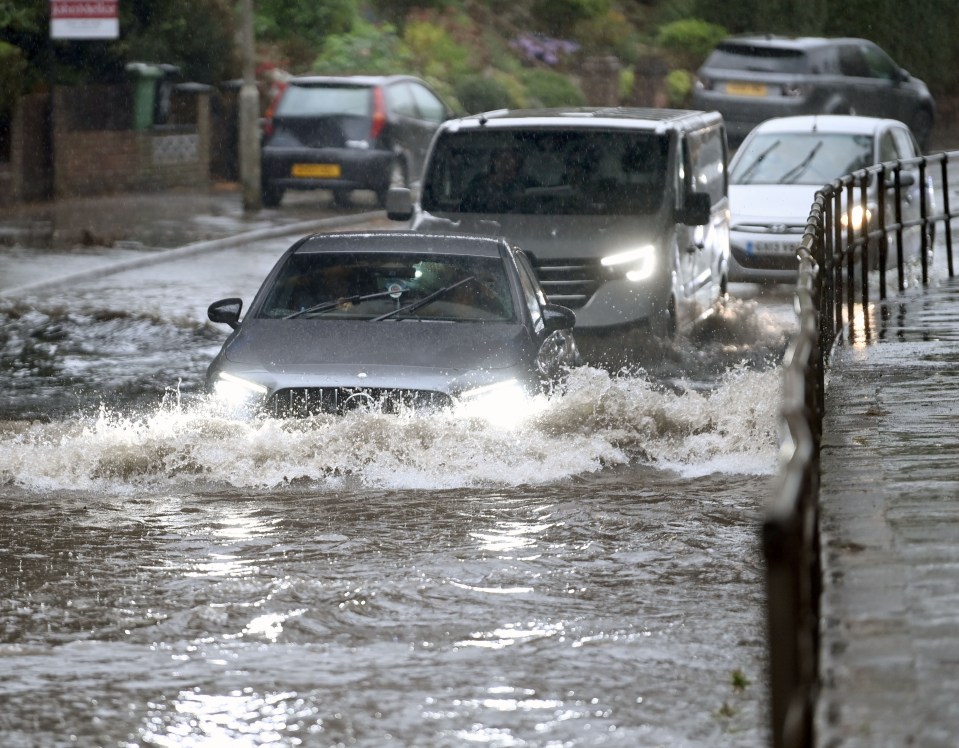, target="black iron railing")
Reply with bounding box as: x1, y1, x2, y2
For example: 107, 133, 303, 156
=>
764, 151, 957, 748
